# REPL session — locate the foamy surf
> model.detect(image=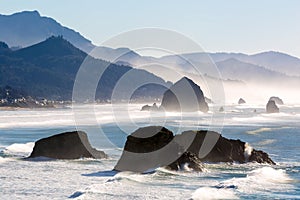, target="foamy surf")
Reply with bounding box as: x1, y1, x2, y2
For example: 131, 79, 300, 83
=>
4, 142, 34, 157
191, 187, 239, 200
219, 167, 294, 194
